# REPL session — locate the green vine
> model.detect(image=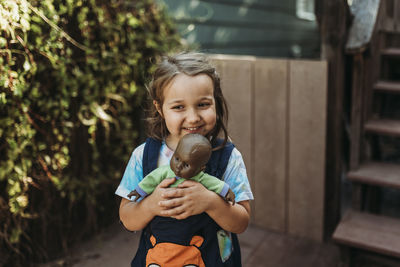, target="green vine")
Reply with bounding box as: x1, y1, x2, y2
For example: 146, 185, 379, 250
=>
0, 0, 181, 265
